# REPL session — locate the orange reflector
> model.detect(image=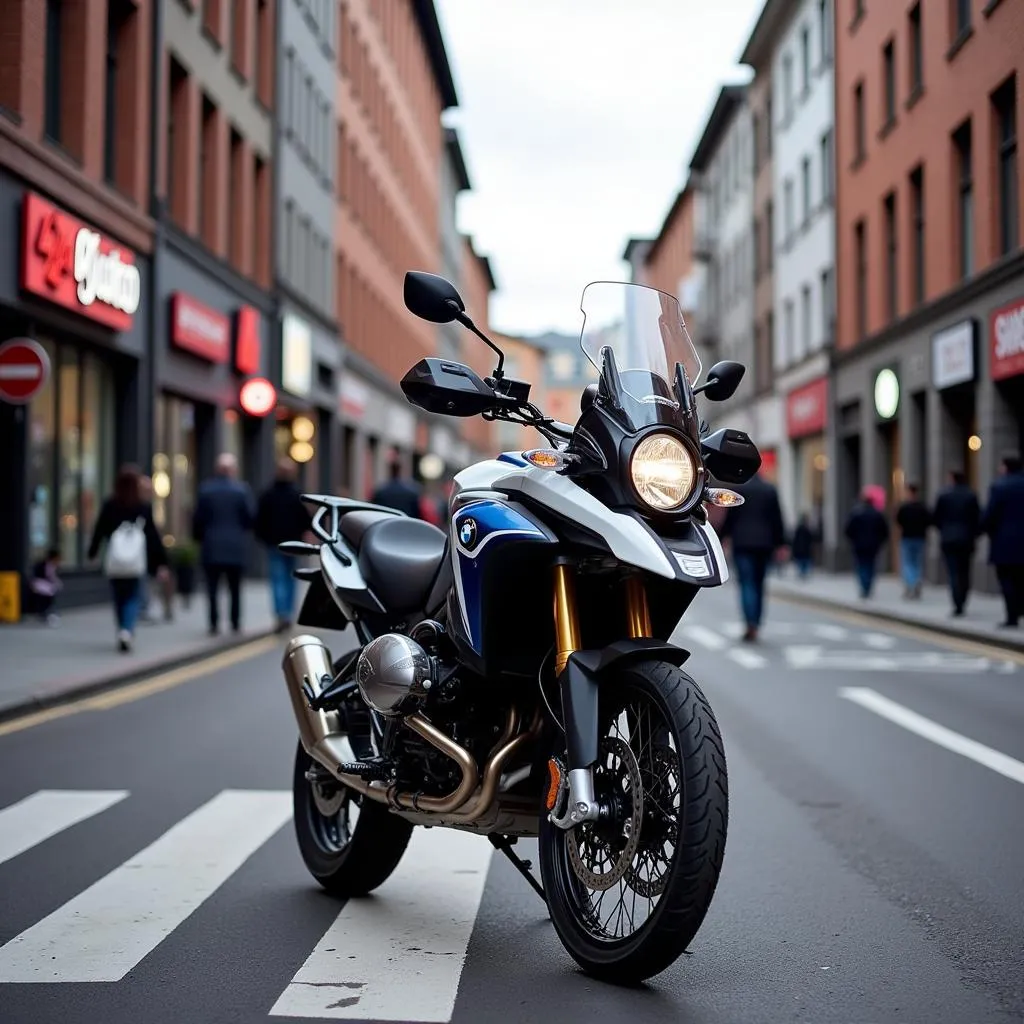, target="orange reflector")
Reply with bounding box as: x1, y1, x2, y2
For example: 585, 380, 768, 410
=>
545, 759, 562, 810
526, 449, 561, 469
